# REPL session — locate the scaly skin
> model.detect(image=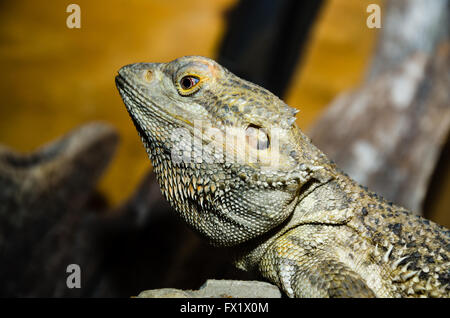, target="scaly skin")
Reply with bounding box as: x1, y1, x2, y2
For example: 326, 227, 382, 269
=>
116, 56, 450, 298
